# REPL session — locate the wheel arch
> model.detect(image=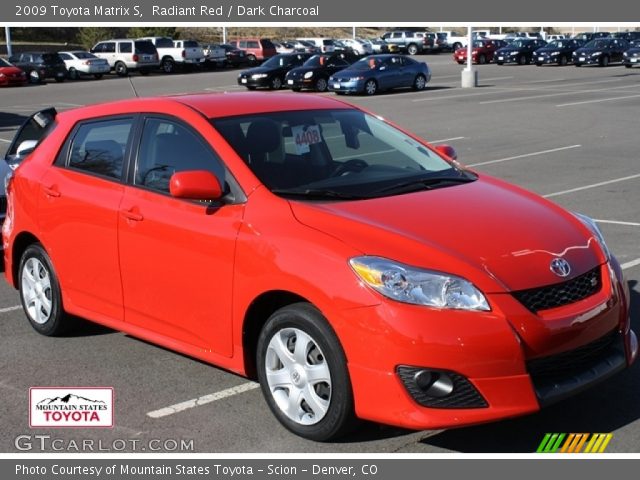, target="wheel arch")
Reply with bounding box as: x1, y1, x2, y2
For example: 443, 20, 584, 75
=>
11, 231, 43, 287
242, 290, 313, 379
